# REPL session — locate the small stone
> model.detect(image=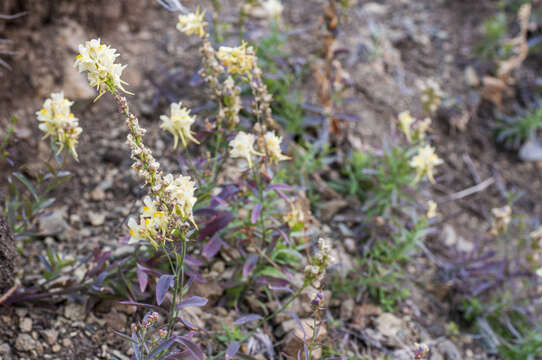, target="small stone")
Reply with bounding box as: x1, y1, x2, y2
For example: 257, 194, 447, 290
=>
88, 212, 106, 226
340, 298, 355, 320
344, 238, 356, 254
89, 187, 106, 201
15, 333, 35, 352
437, 340, 461, 360
375, 312, 405, 348
362, 2, 387, 16
64, 303, 84, 321
40, 329, 59, 346
211, 260, 225, 274
105, 310, 127, 330
0, 343, 11, 356
519, 139, 542, 162
282, 318, 327, 360
39, 210, 70, 237
62, 338, 72, 347
464, 66, 479, 87
52, 344, 61, 353
19, 317, 32, 332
